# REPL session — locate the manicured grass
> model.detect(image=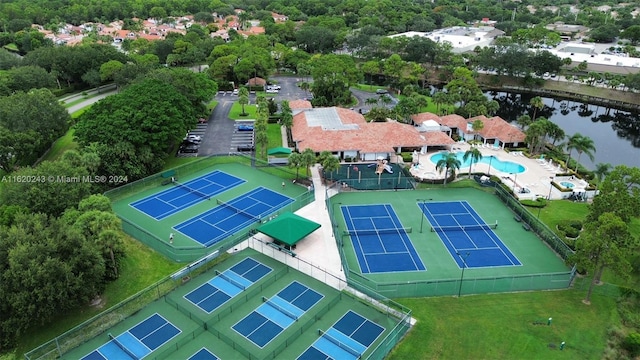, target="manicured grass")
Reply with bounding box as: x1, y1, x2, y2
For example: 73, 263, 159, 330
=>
256, 123, 285, 160
538, 199, 589, 237
229, 102, 257, 119
206, 99, 218, 112
389, 290, 617, 360
15, 235, 182, 358
162, 155, 201, 170
40, 128, 77, 162
353, 83, 387, 93
61, 96, 91, 108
